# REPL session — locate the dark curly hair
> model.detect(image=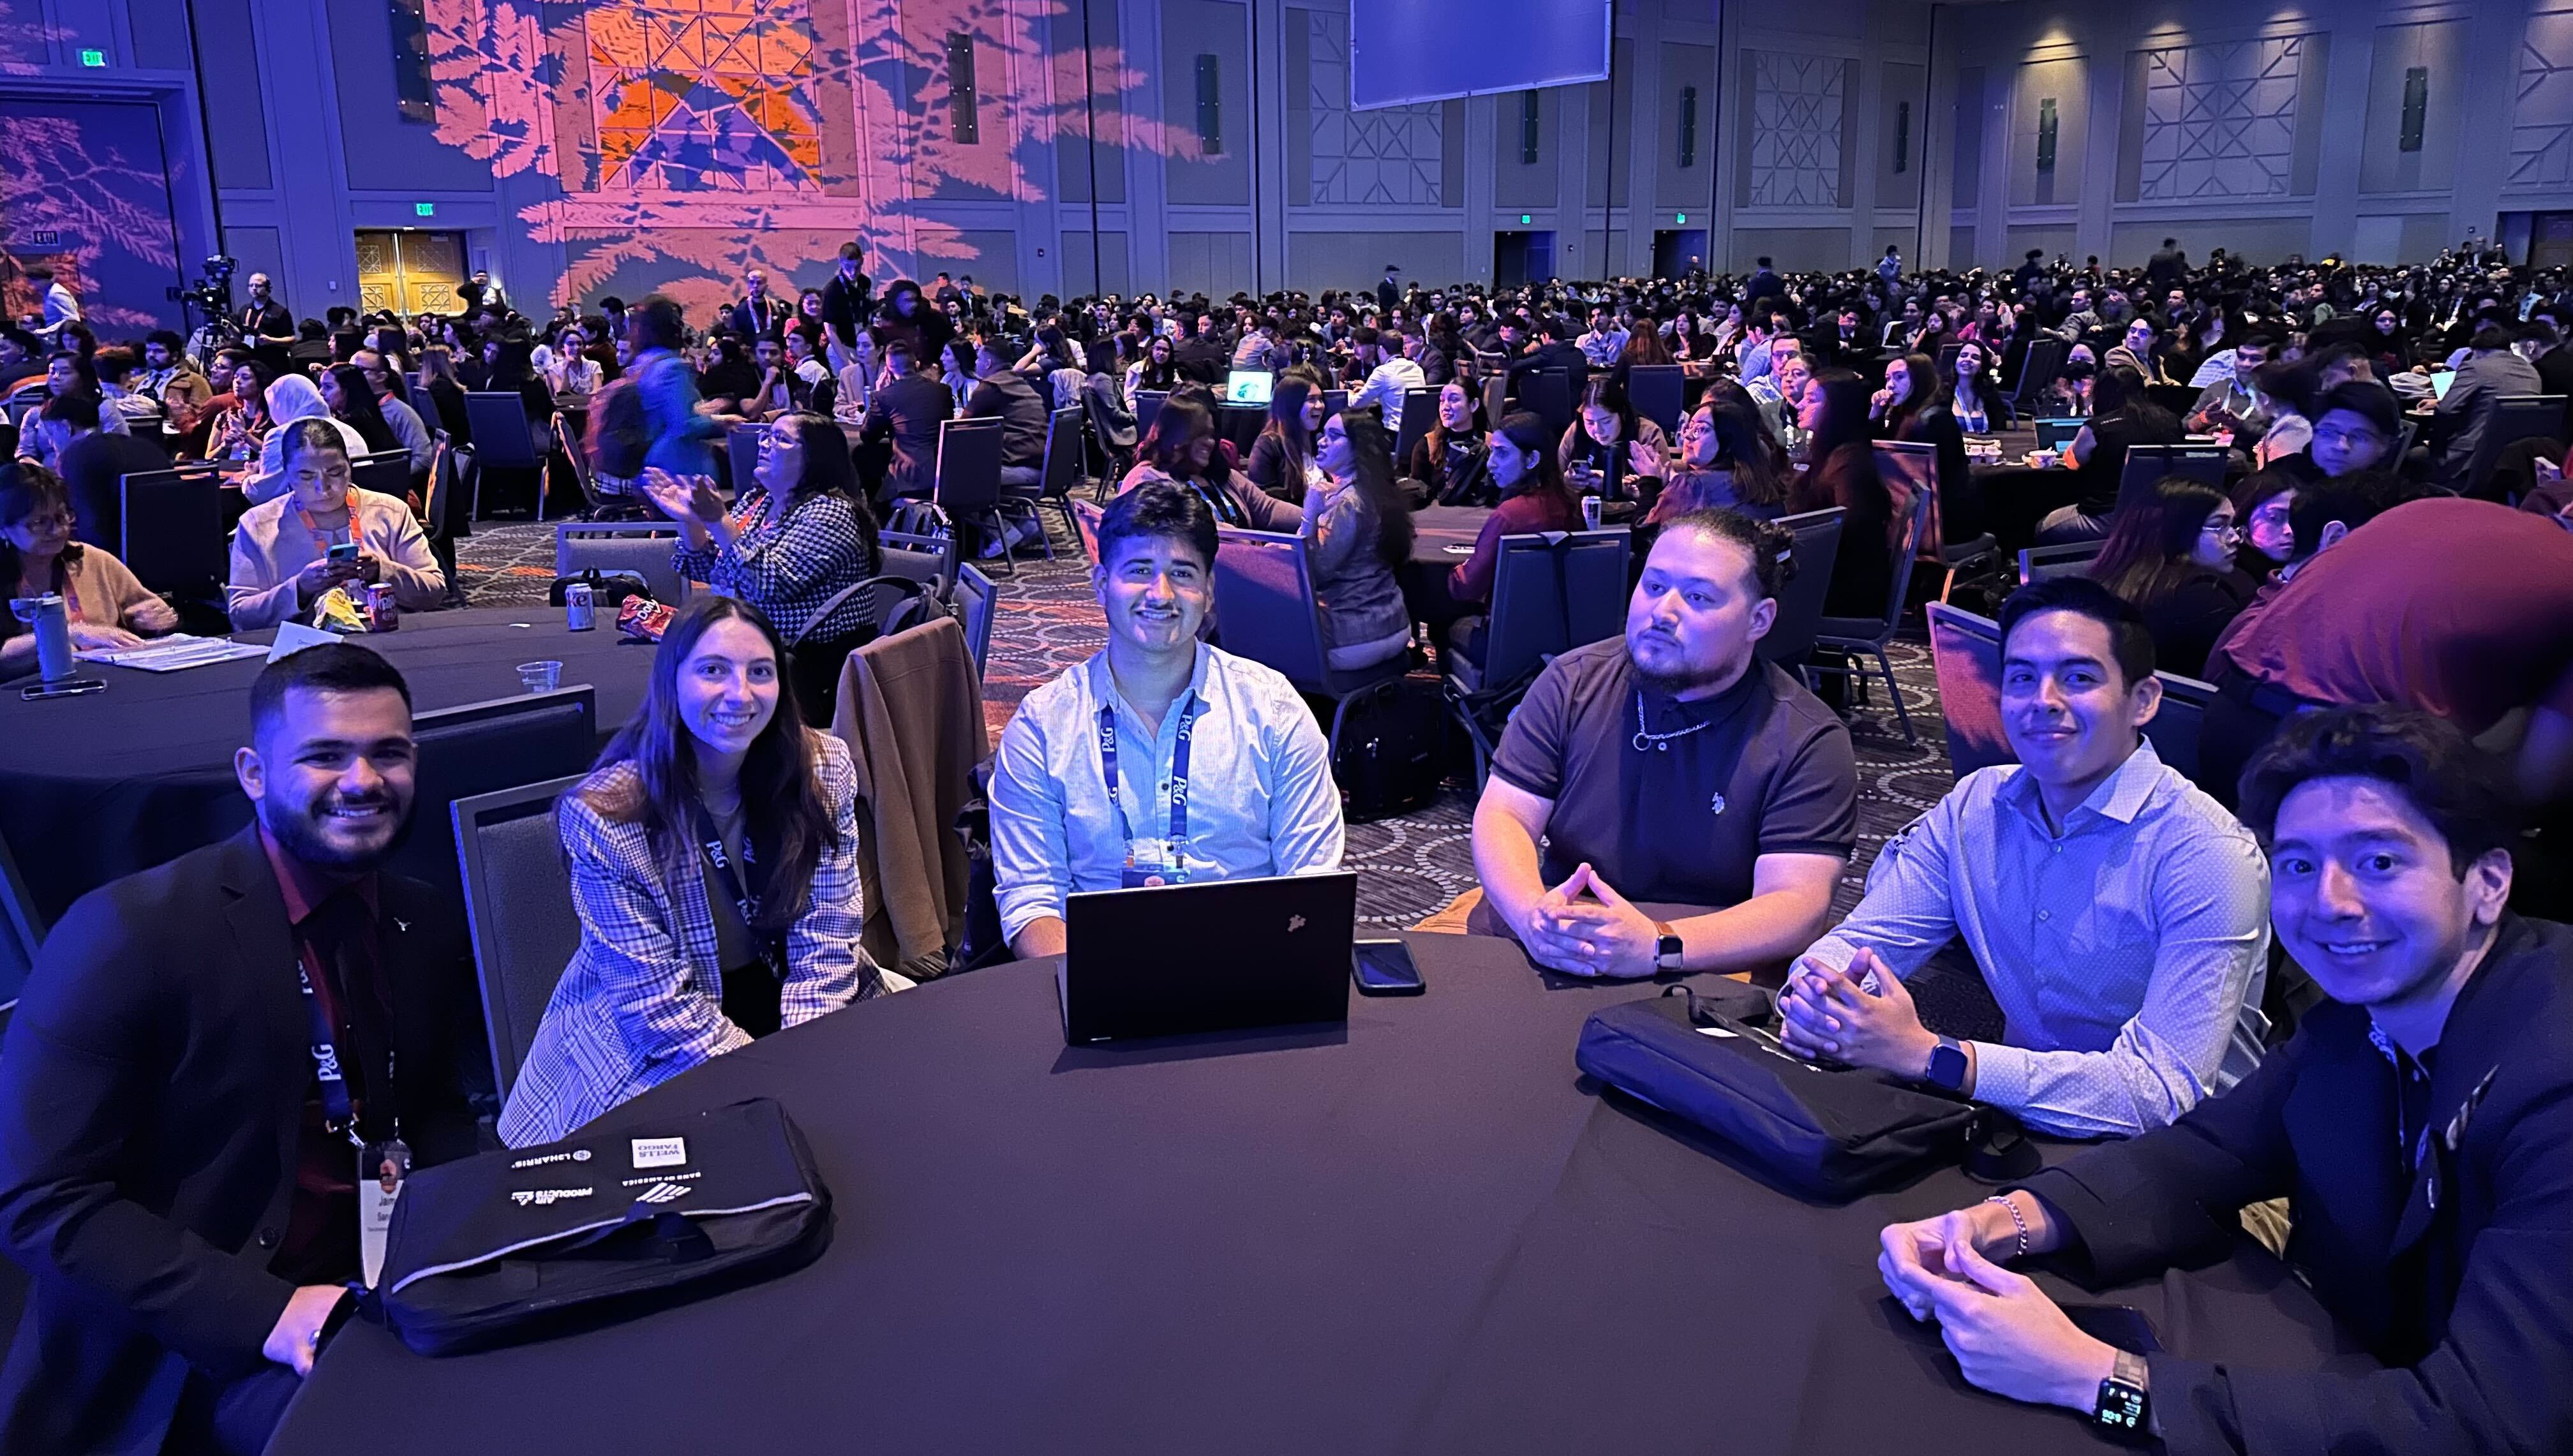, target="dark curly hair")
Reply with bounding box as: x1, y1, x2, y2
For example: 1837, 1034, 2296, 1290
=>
2238, 704, 2517, 877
